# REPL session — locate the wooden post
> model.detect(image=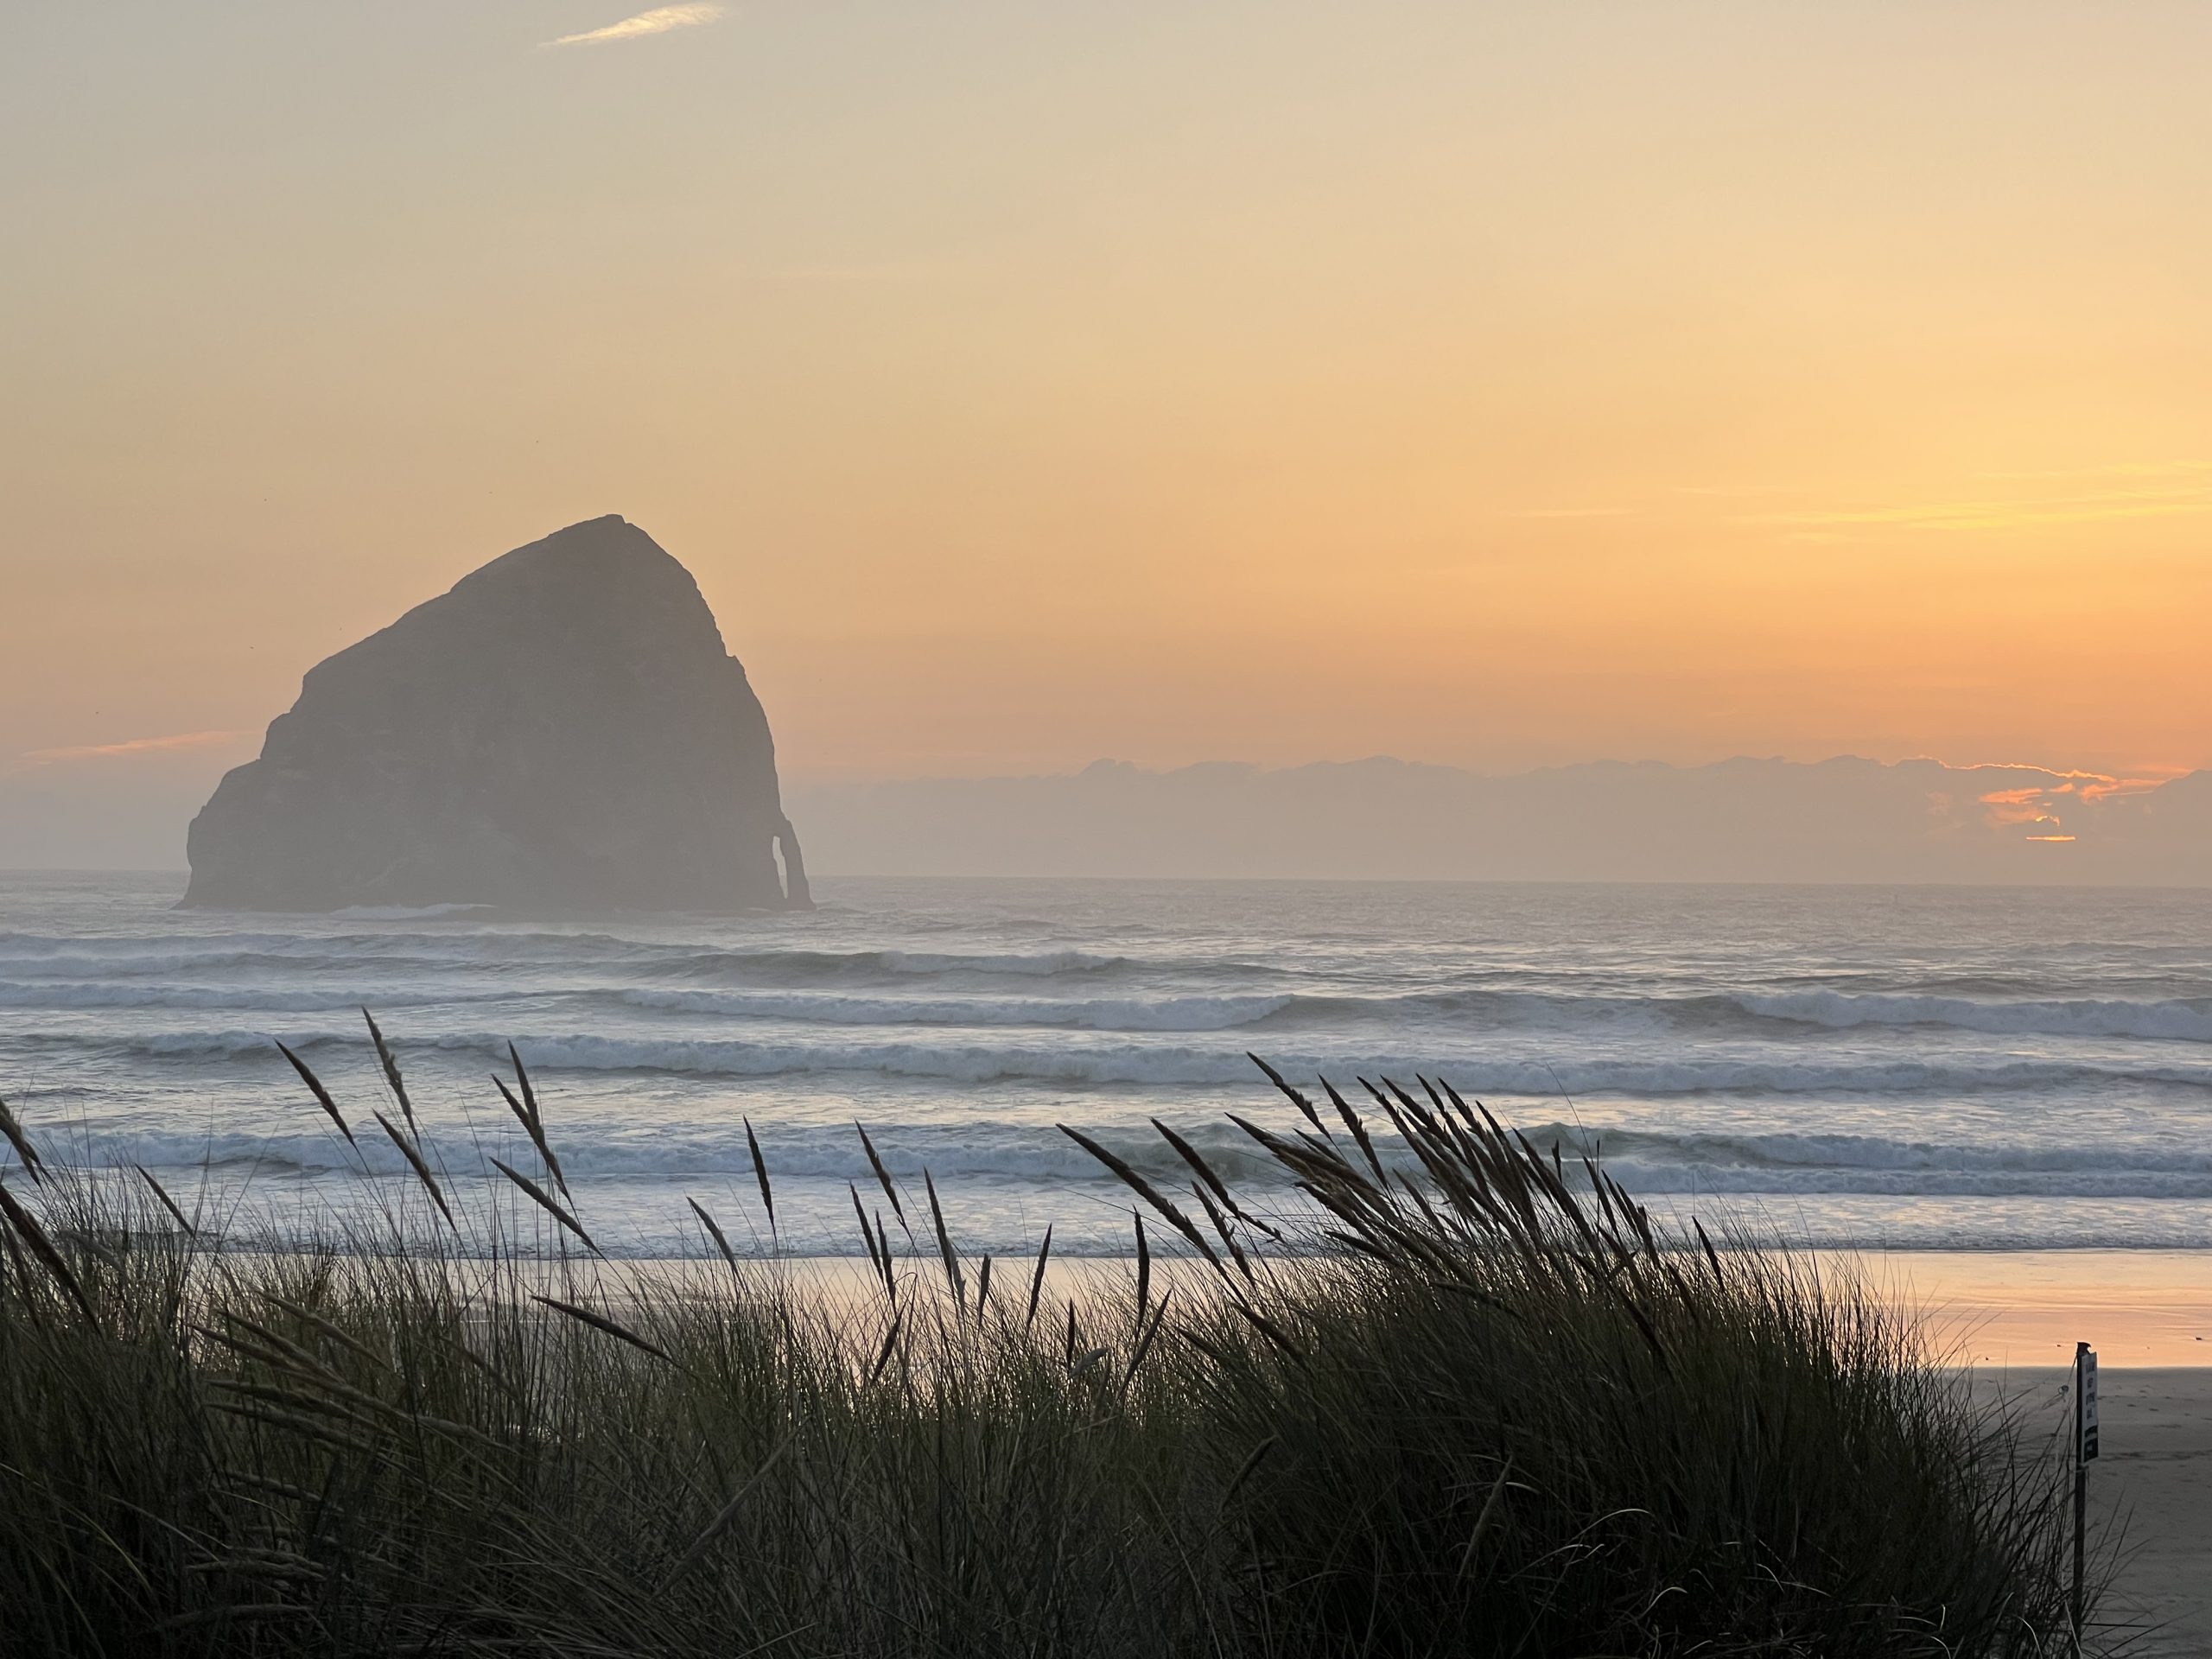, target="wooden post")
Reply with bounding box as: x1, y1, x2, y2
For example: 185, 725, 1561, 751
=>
2073, 1340, 2097, 1652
